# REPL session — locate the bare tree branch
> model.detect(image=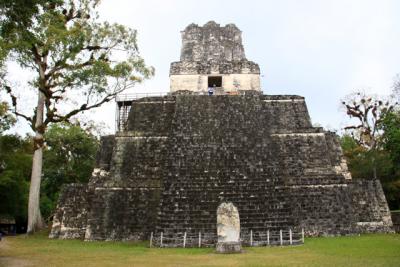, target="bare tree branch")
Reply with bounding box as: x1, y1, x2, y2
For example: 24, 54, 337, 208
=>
342, 92, 395, 149
4, 85, 33, 124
